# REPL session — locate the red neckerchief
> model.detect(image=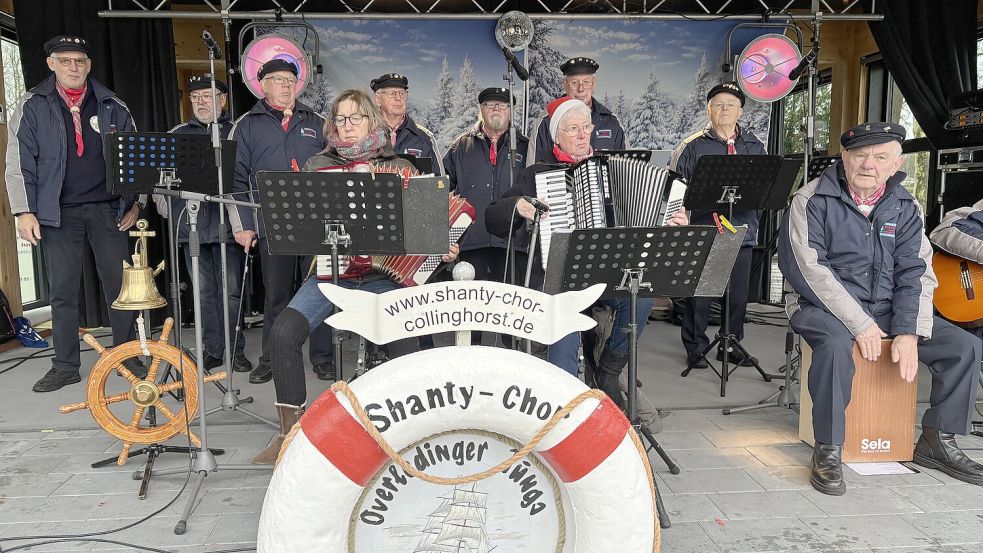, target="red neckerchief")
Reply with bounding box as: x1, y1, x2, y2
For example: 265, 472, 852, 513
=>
850, 183, 887, 217
56, 82, 88, 157
726, 134, 737, 155
483, 127, 501, 166
552, 144, 594, 164
388, 115, 406, 147
266, 100, 295, 131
